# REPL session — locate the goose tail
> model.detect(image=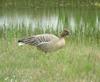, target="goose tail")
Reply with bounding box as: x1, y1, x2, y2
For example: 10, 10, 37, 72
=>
18, 36, 35, 46
18, 40, 26, 46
